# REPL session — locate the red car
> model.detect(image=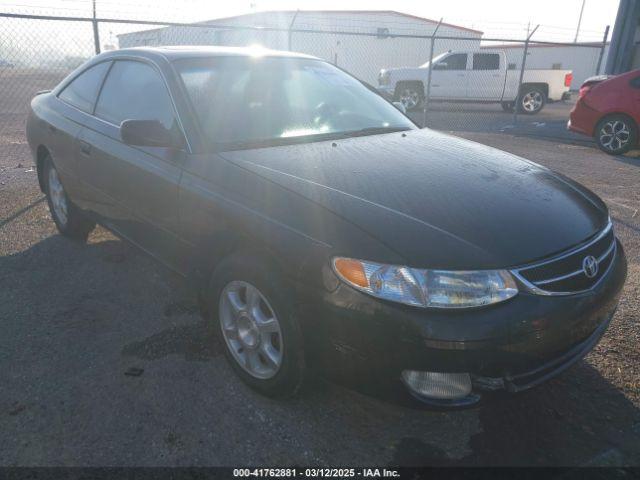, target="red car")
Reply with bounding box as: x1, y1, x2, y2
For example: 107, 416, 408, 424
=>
569, 69, 640, 155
